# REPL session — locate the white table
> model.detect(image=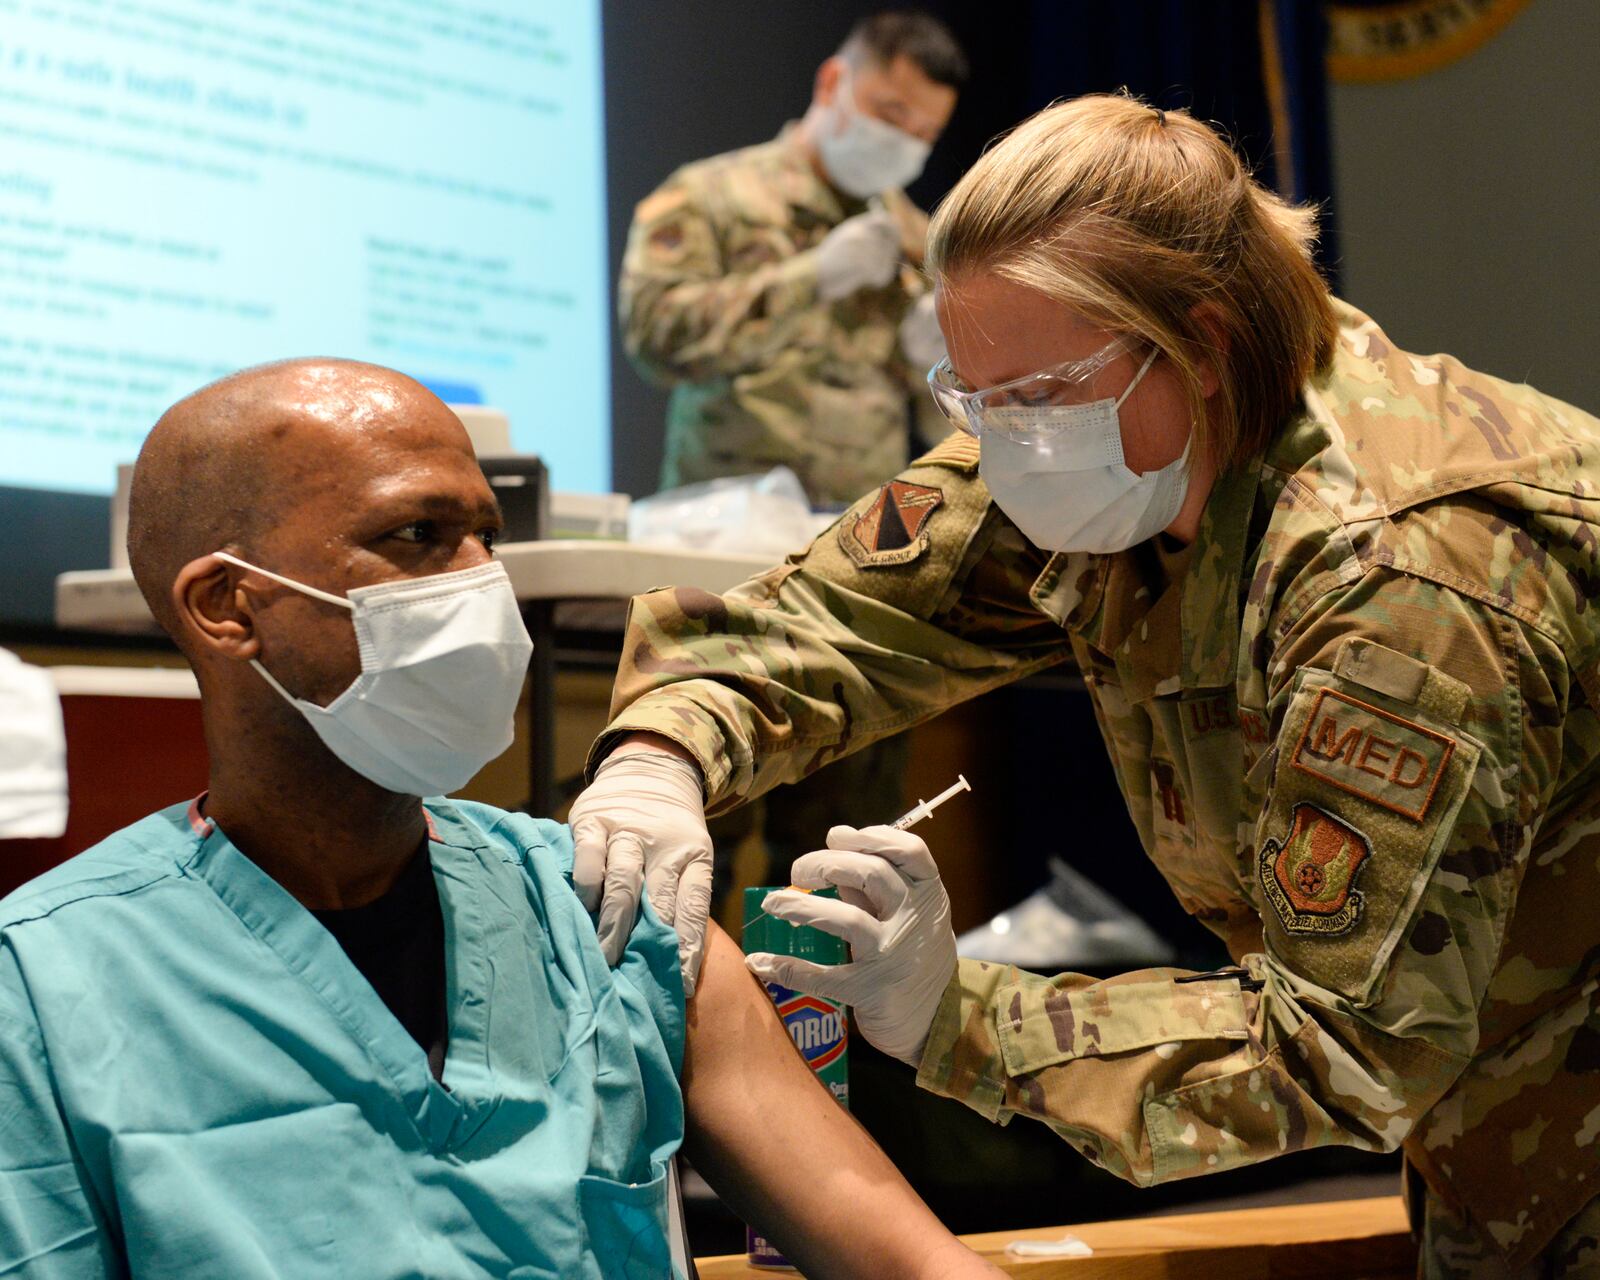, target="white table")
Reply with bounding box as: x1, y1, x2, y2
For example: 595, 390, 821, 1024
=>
56, 541, 777, 811
56, 541, 774, 631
